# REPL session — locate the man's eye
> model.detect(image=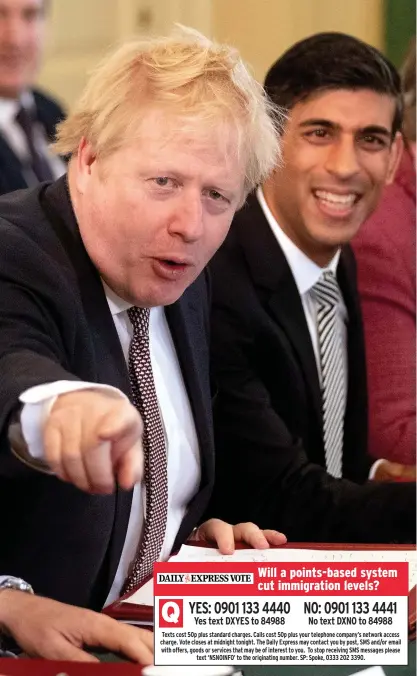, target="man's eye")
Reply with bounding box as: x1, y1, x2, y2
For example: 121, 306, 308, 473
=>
24, 8, 42, 22
310, 129, 329, 138
153, 177, 172, 187
361, 135, 387, 148
303, 128, 331, 143
207, 189, 227, 202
